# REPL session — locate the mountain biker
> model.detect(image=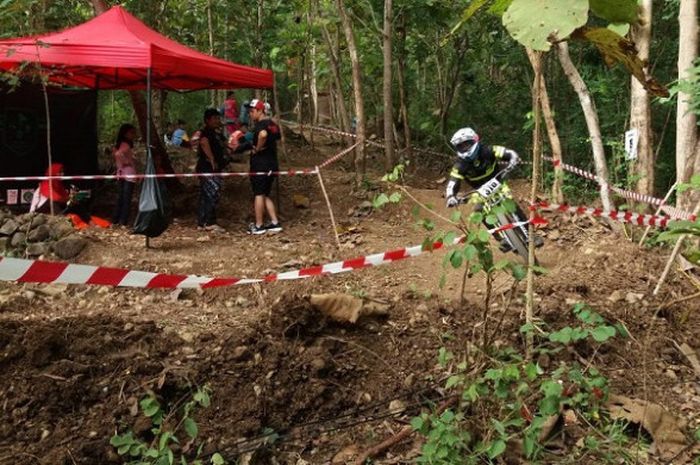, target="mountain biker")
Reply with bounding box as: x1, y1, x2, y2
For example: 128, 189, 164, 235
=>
445, 127, 540, 252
